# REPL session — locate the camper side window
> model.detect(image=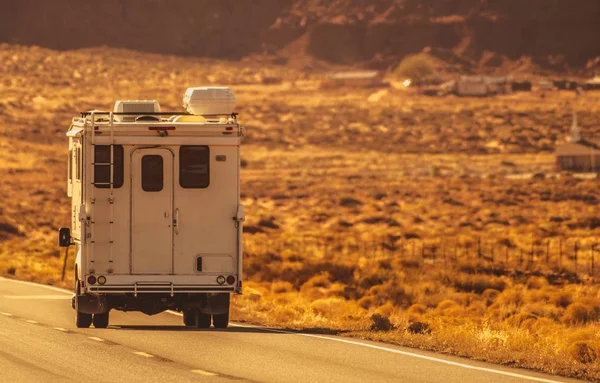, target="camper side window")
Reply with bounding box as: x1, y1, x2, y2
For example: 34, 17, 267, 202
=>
180, 146, 210, 188
94, 145, 124, 188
